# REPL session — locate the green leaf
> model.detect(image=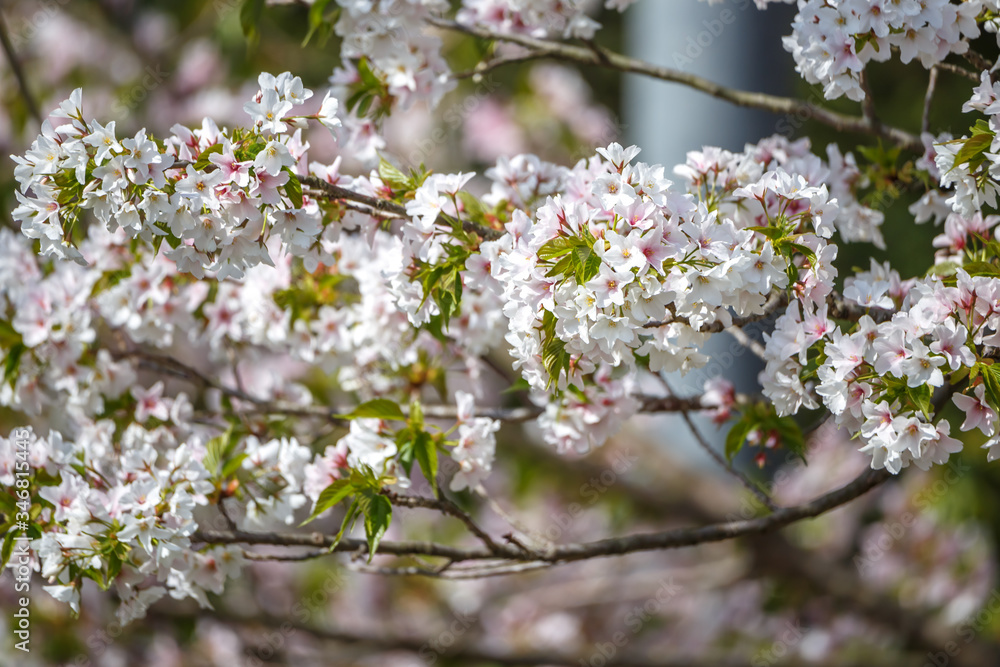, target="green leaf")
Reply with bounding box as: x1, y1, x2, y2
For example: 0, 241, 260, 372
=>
301, 478, 355, 525
981, 364, 1000, 412
303, 0, 336, 46
545, 254, 576, 280
221, 453, 248, 479
0, 530, 15, 570
963, 260, 1000, 278
538, 236, 582, 261
784, 241, 817, 261
336, 398, 405, 421
927, 261, 961, 278
202, 428, 231, 478
284, 169, 303, 209
4, 343, 26, 389
746, 225, 786, 241
396, 426, 416, 475
329, 498, 362, 552
356, 58, 381, 88
501, 378, 531, 394
725, 416, 754, 463
953, 132, 994, 171
906, 384, 933, 419
413, 430, 438, 496
194, 143, 224, 170
772, 416, 806, 463
104, 552, 123, 589
0, 320, 21, 348
378, 157, 411, 191
363, 493, 392, 562
239, 0, 266, 44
